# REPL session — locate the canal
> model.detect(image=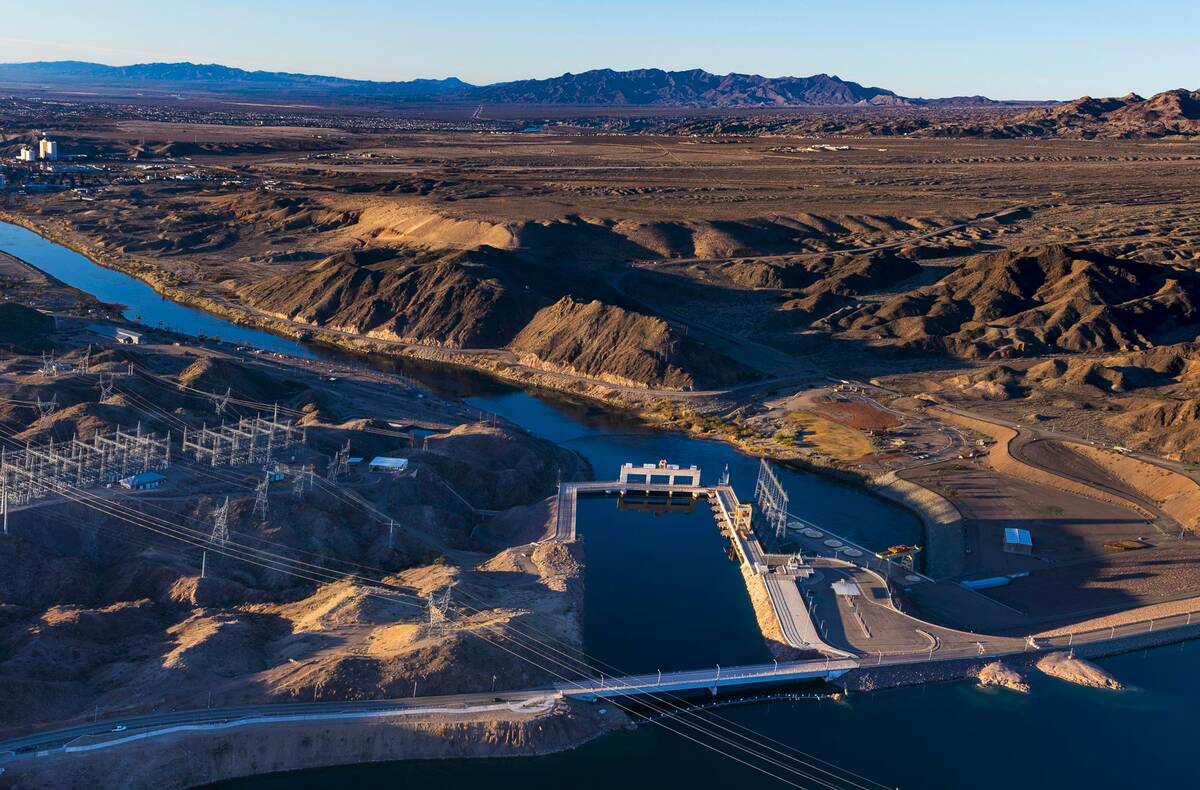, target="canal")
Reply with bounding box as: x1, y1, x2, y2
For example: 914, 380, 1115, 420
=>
0, 219, 1190, 789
